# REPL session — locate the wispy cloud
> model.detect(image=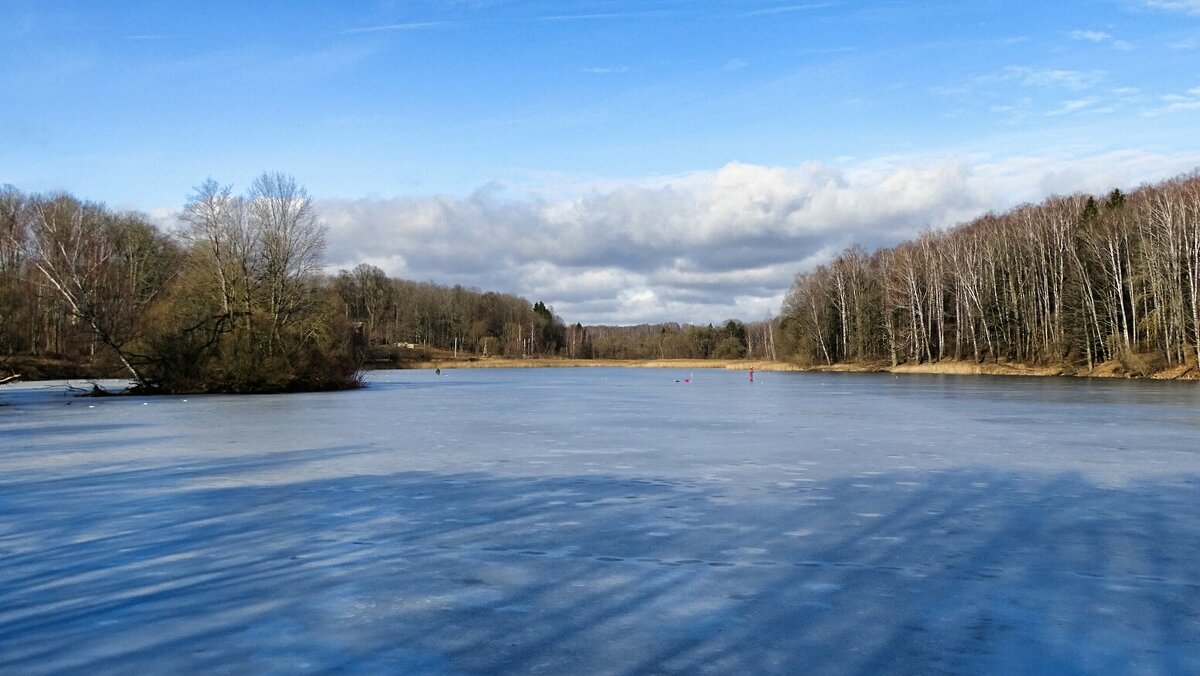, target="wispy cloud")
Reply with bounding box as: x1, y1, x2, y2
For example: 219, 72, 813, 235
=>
740, 3, 837, 17
141, 44, 376, 84
1046, 97, 1103, 116
1143, 0, 1200, 14
1108, 87, 1143, 110
1069, 29, 1132, 50
934, 66, 1106, 99
341, 22, 449, 34
1144, 86, 1200, 116
1004, 66, 1106, 90
279, 45, 378, 79
581, 65, 631, 75
537, 10, 679, 22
